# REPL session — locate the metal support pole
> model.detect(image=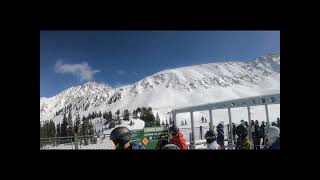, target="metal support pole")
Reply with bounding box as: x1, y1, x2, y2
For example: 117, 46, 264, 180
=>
247, 106, 252, 142
228, 108, 234, 148
265, 104, 270, 133
173, 112, 177, 127
200, 126, 203, 139
190, 111, 195, 149
209, 109, 213, 131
